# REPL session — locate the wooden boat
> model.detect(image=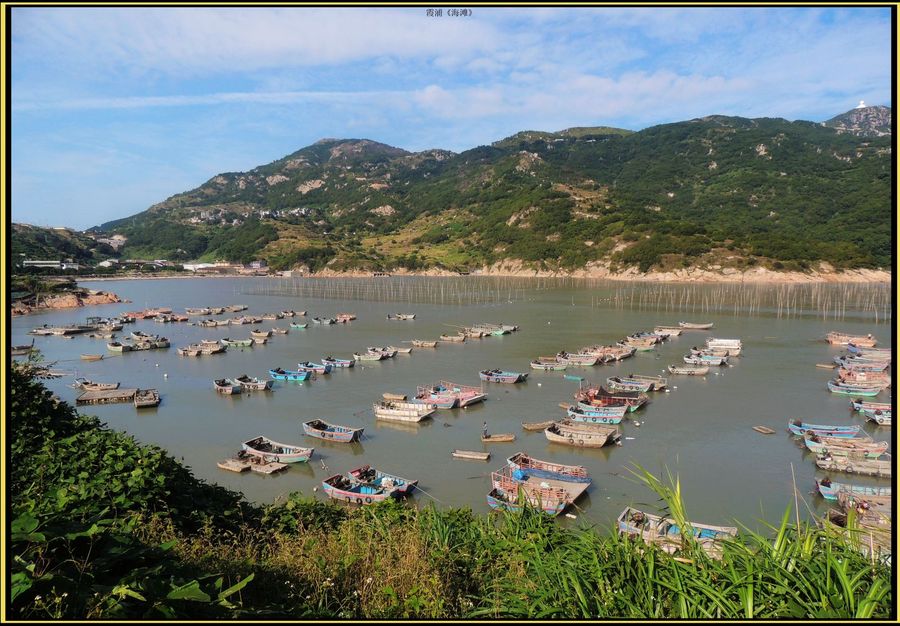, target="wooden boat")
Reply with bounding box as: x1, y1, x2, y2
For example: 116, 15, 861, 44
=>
386, 313, 416, 320
678, 322, 714, 330
787, 421, 861, 438
11, 340, 35, 356
221, 337, 253, 347
479, 369, 528, 383
386, 346, 413, 354
850, 400, 892, 413
556, 351, 600, 366
177, 345, 202, 356
133, 389, 161, 408
803, 433, 888, 458
312, 317, 337, 325
690, 346, 730, 357
752, 426, 776, 435
846, 342, 891, 355
251, 329, 272, 339
413, 385, 457, 409
566, 406, 625, 424
302, 419, 364, 443
827, 380, 883, 396
521, 419, 556, 431
373, 401, 435, 422
261, 313, 281, 320
815, 478, 891, 502
617, 507, 737, 560
271, 327, 289, 335
815, 454, 891, 477
354, 351, 386, 361
486, 486, 568, 516
336, 313, 357, 322
530, 357, 567, 371
544, 423, 619, 448
411, 340, 437, 348
506, 452, 591, 483
251, 337, 268, 345
464, 328, 485, 338
73, 377, 119, 391
322, 465, 417, 504
606, 376, 652, 393
199, 340, 226, 355
434, 380, 486, 407
225, 304, 248, 312
382, 392, 408, 401
351, 465, 417, 496
322, 356, 354, 368
835, 357, 890, 372
439, 333, 466, 343
297, 361, 332, 374
653, 326, 683, 336
290, 322, 309, 329
576, 386, 648, 412
683, 354, 727, 366
268, 368, 313, 382
107, 341, 132, 352
866, 411, 892, 426
214, 379, 241, 394
80, 353, 104, 361
232, 375, 274, 391
668, 364, 709, 376
826, 331, 877, 347
452, 450, 490, 461
481, 433, 516, 443
242, 436, 313, 463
